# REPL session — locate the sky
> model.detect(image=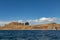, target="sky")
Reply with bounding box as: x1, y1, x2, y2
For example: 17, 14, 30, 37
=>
0, 0, 60, 25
